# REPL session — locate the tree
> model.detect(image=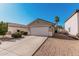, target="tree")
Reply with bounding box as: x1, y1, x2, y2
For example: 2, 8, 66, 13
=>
54, 16, 59, 25
0, 21, 8, 38
54, 16, 59, 33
